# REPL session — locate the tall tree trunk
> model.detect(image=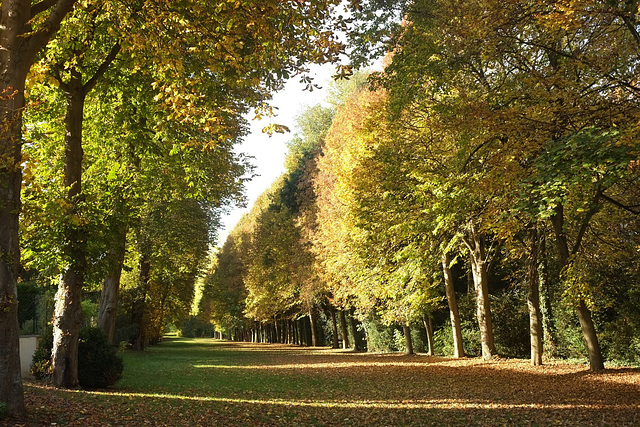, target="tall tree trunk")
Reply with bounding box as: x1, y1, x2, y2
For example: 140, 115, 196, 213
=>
51, 77, 86, 388
51, 42, 120, 385
551, 205, 604, 371
131, 254, 151, 351
0, 67, 25, 414
1, 0, 78, 412
97, 219, 128, 344
330, 306, 339, 349
402, 324, 414, 355
462, 224, 495, 359
442, 252, 465, 358
339, 309, 350, 349
423, 316, 434, 356
527, 228, 543, 366
304, 316, 313, 346
309, 308, 318, 347
539, 234, 559, 357
292, 319, 297, 345
348, 310, 363, 351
